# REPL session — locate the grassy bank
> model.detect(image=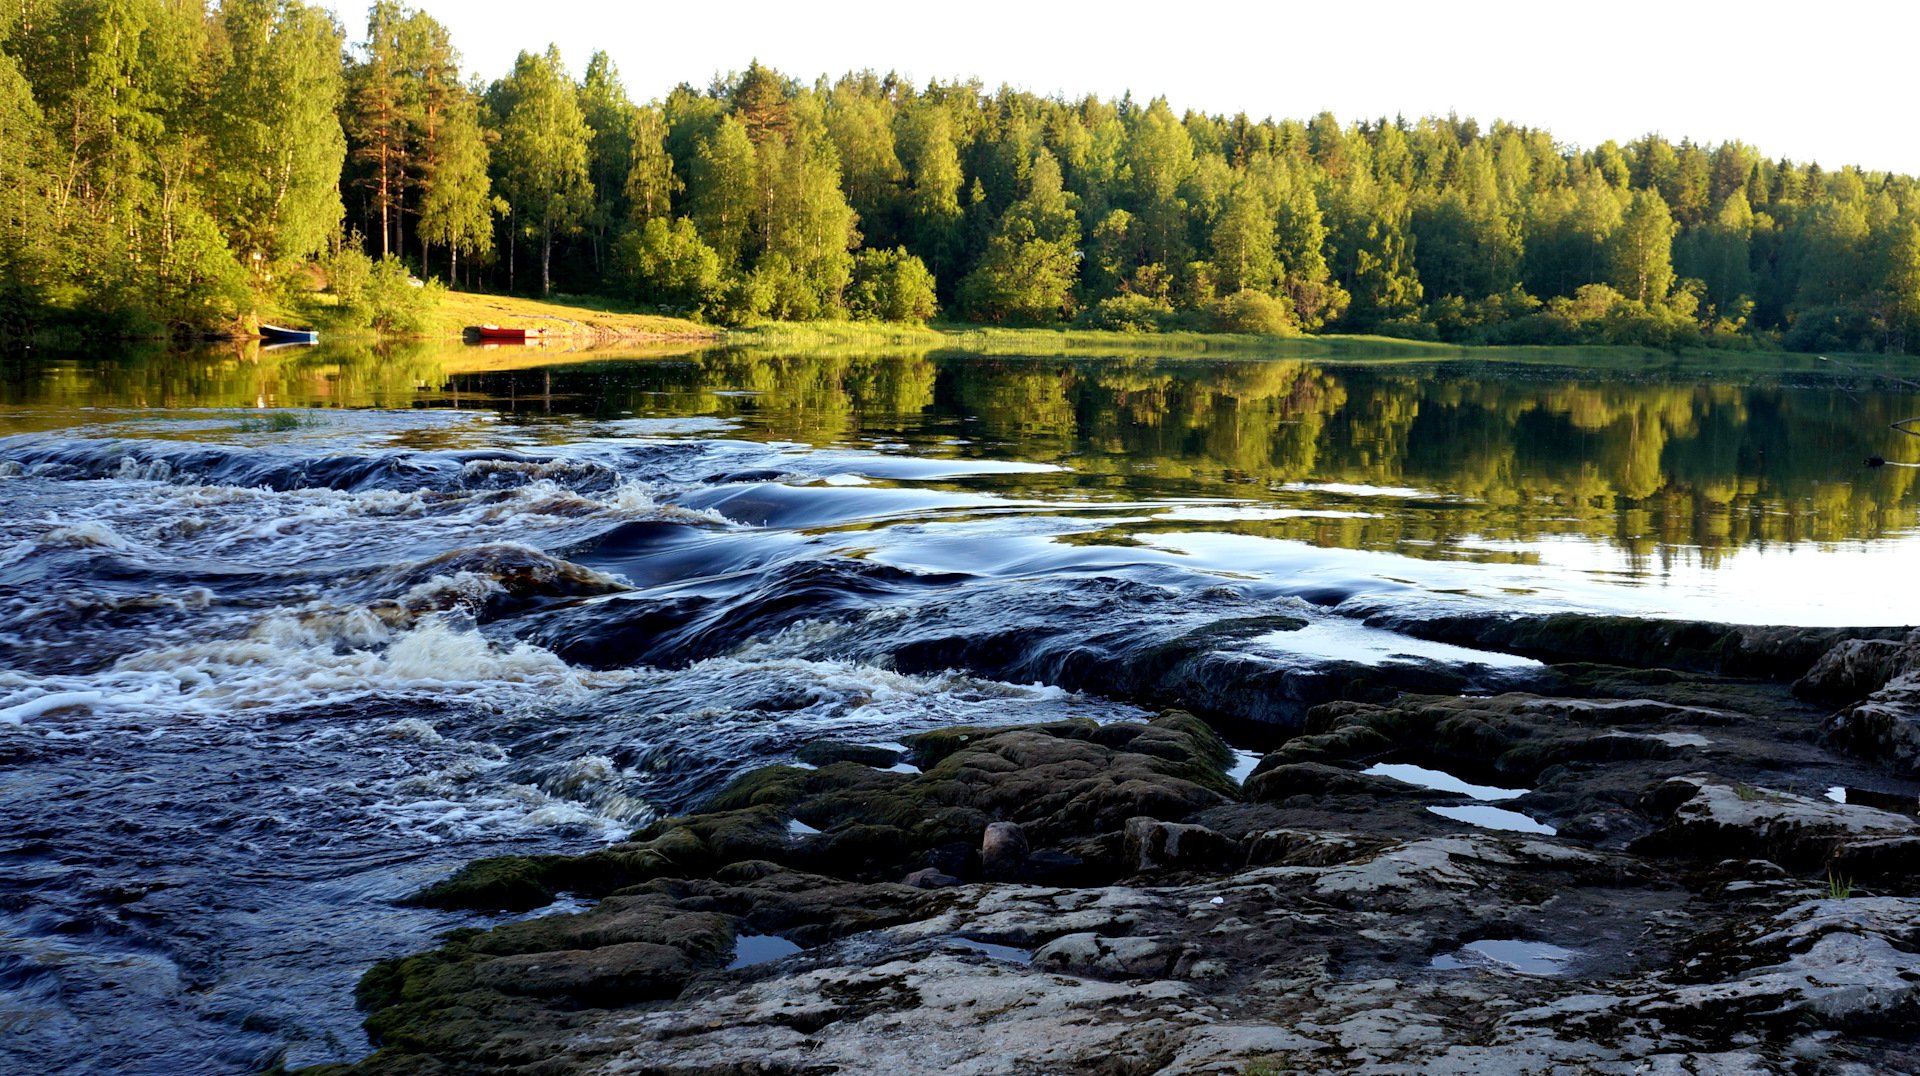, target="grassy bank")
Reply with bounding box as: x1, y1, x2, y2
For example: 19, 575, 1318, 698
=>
714, 319, 1920, 379
724, 319, 1697, 360
424, 291, 717, 340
